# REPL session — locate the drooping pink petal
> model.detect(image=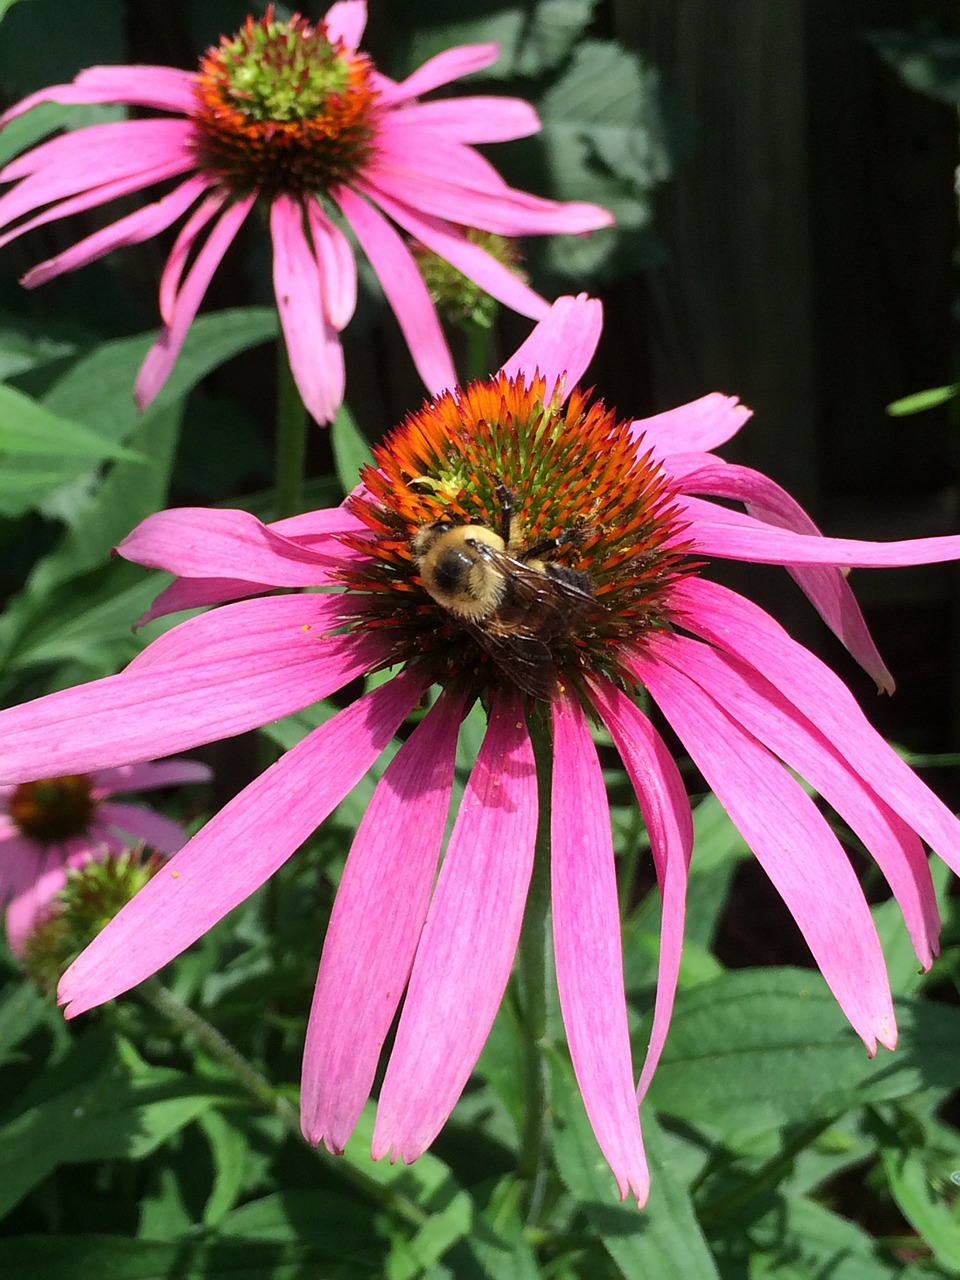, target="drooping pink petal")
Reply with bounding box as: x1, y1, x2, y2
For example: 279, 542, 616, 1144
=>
500, 293, 602, 398
363, 138, 613, 235
0, 166, 203, 259
334, 185, 456, 394
134, 576, 277, 628
302, 687, 465, 1153
551, 689, 649, 1205
631, 645, 897, 1053
375, 44, 501, 108
269, 503, 369, 541
369, 187, 549, 321
0, 119, 193, 203
6, 846, 66, 955
650, 631, 939, 968
58, 670, 427, 1016
0, 66, 197, 124
669, 577, 960, 878
681, 494, 960, 569
386, 97, 541, 143
158, 192, 224, 325
587, 677, 693, 1102
118, 507, 347, 586
94, 802, 190, 855
306, 198, 357, 330
271, 194, 345, 424
671, 456, 894, 693
90, 759, 212, 795
135, 192, 256, 410
0, 596, 381, 779
373, 686, 537, 1162
324, 0, 368, 52
23, 175, 207, 289
634, 393, 751, 456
